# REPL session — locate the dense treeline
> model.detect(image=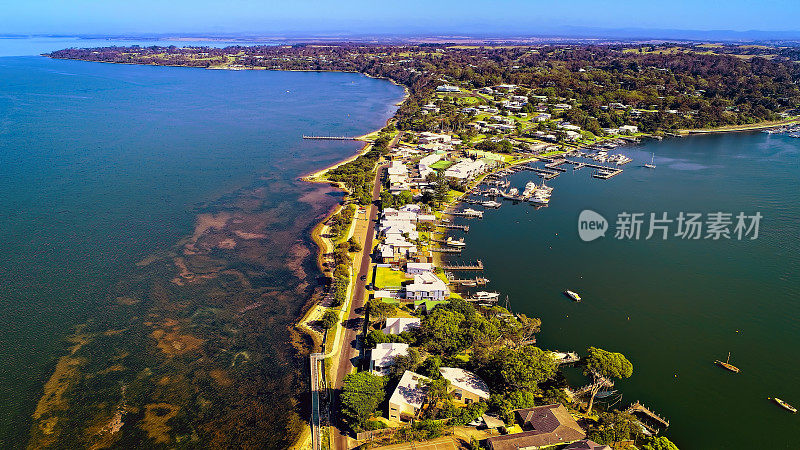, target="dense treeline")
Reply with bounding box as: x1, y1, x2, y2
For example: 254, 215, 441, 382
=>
49, 43, 800, 132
